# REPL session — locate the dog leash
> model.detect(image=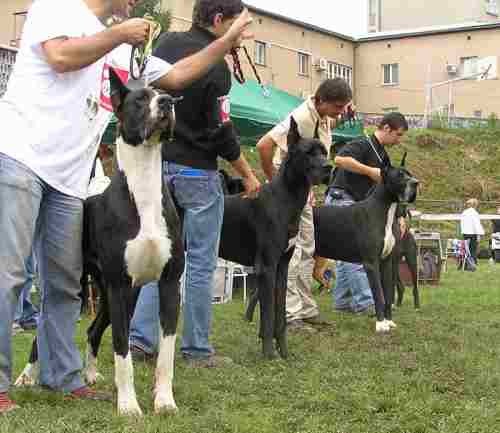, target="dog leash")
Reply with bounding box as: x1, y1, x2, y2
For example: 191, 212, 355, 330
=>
129, 14, 162, 84
231, 46, 270, 96
366, 136, 385, 166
